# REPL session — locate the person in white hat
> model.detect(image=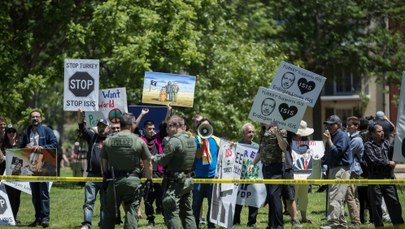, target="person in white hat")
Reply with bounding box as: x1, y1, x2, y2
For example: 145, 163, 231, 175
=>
290, 120, 314, 224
